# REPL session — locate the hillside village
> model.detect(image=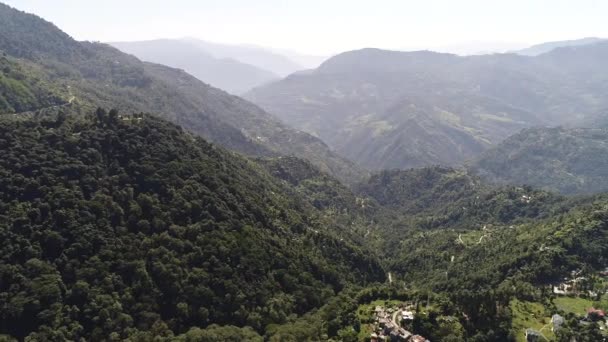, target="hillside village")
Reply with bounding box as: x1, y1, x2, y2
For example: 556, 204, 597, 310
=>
521, 268, 608, 341
367, 303, 429, 342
